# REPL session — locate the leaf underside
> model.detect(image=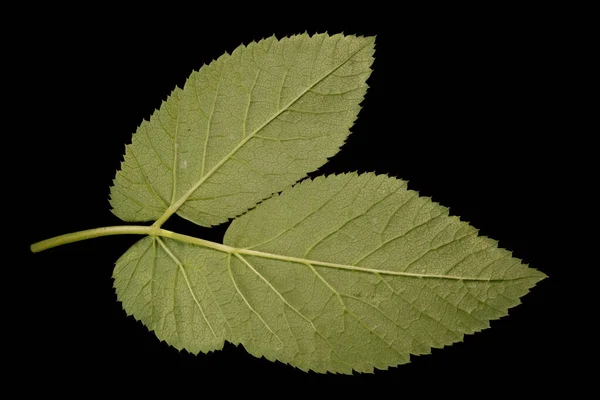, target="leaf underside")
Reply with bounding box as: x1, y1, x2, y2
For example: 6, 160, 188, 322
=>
104, 32, 545, 374
109, 33, 375, 227
114, 173, 545, 374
